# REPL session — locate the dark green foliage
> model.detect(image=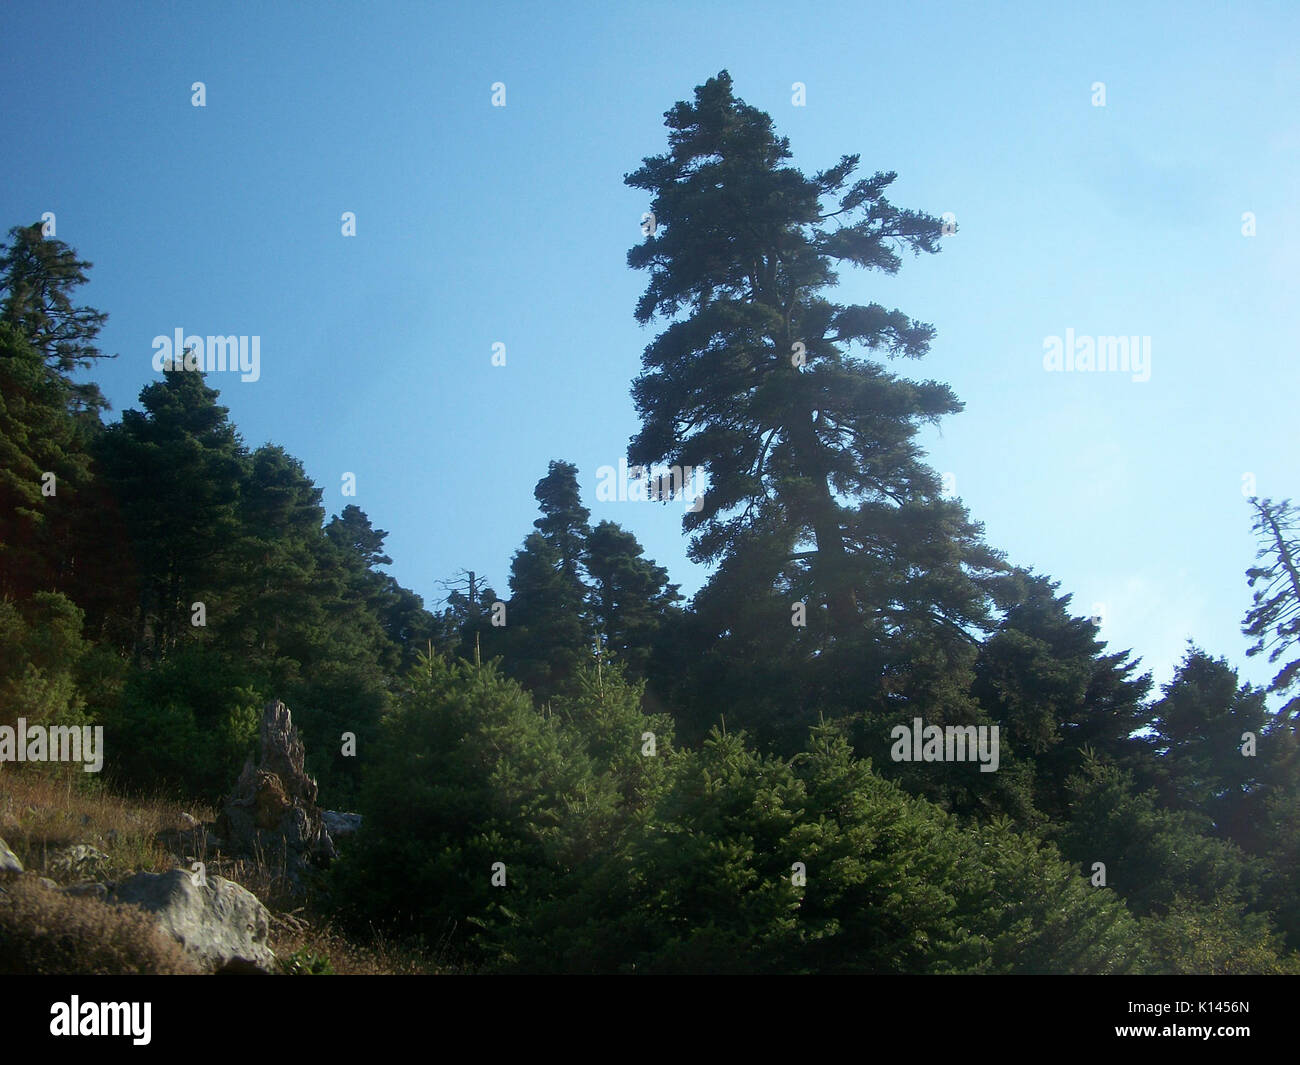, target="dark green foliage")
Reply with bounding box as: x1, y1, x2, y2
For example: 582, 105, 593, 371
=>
0, 324, 93, 598
432, 568, 503, 664
1057, 755, 1262, 920
96, 369, 247, 660
0, 222, 112, 415
493, 721, 1146, 974
621, 72, 1009, 766
552, 661, 675, 810
1255, 781, 1300, 950
1236, 725, 1300, 949
0, 591, 89, 727
962, 816, 1146, 973
278, 949, 335, 975
972, 570, 1155, 821
531, 460, 589, 582
624, 70, 1004, 658
83, 370, 422, 805
1148, 646, 1270, 837
332, 655, 608, 964
99, 644, 262, 800
498, 463, 595, 699
584, 519, 681, 680
501, 531, 591, 699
